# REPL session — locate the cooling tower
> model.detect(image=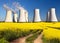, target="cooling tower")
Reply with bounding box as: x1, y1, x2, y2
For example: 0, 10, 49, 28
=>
49, 8, 58, 22
13, 13, 18, 22
25, 10, 28, 22
3, 4, 13, 22
19, 7, 26, 22
33, 9, 41, 22
46, 11, 50, 22
5, 10, 13, 22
